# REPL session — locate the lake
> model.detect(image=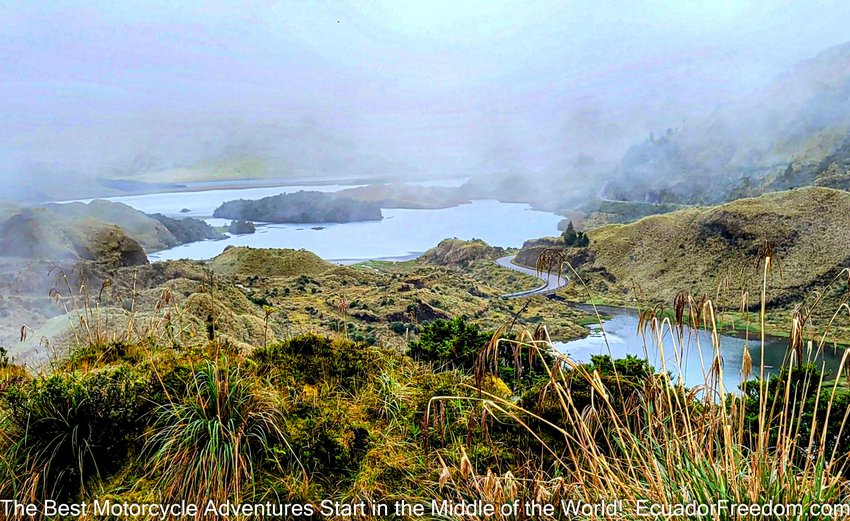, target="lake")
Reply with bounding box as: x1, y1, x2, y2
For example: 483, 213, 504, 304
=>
77, 180, 563, 262
555, 306, 846, 392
